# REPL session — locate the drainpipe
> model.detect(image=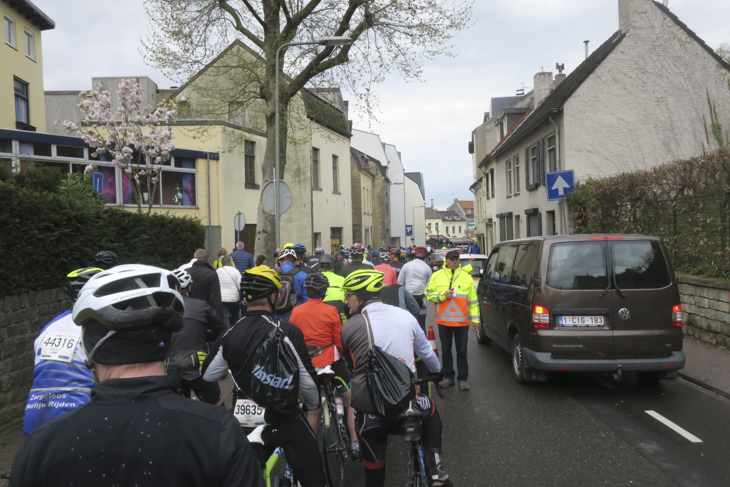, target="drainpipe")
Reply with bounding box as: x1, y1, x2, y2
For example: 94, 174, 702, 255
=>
207, 152, 212, 250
